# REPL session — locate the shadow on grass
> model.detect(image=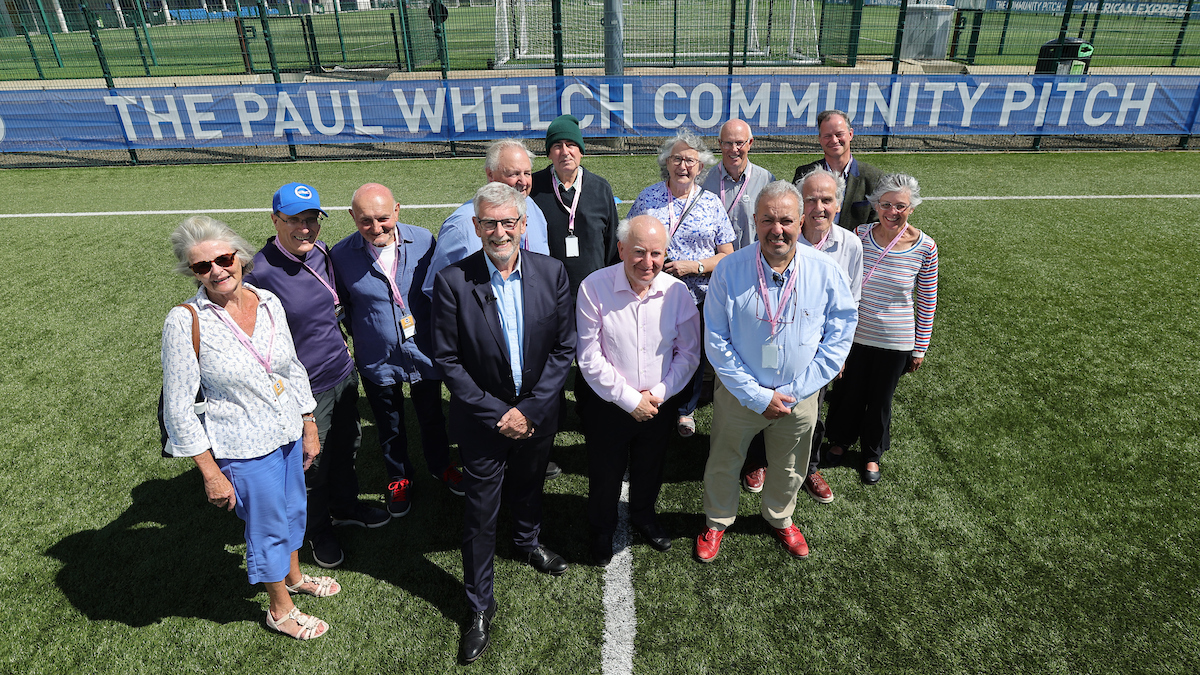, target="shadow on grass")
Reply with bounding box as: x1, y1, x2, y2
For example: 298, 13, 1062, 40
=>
45, 471, 262, 627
